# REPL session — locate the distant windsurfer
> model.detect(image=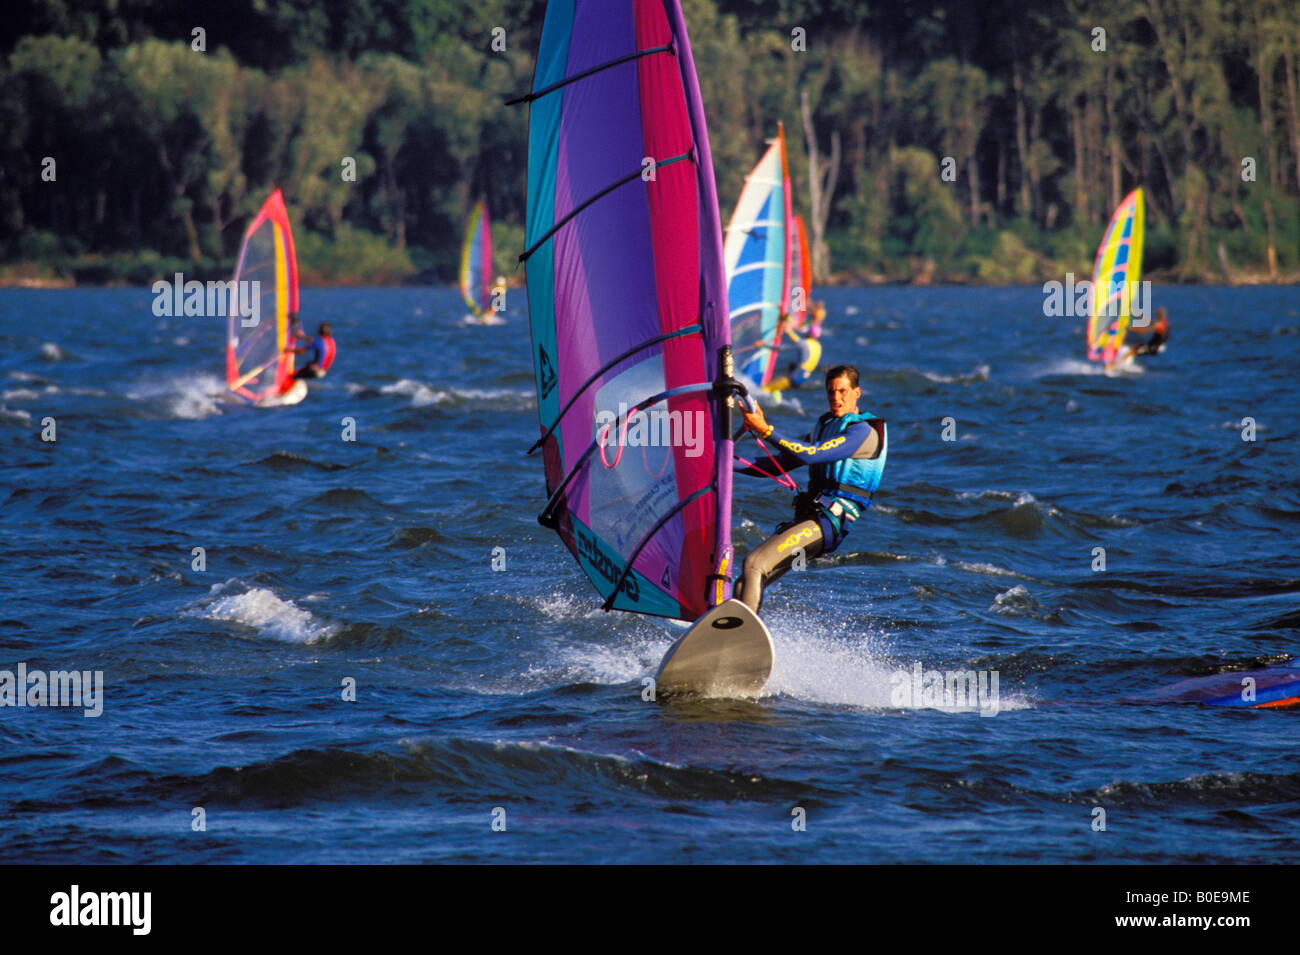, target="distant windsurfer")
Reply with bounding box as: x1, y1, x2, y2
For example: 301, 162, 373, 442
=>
766, 302, 827, 392
734, 364, 886, 613
1123, 306, 1169, 361
291, 321, 336, 381
808, 301, 826, 340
